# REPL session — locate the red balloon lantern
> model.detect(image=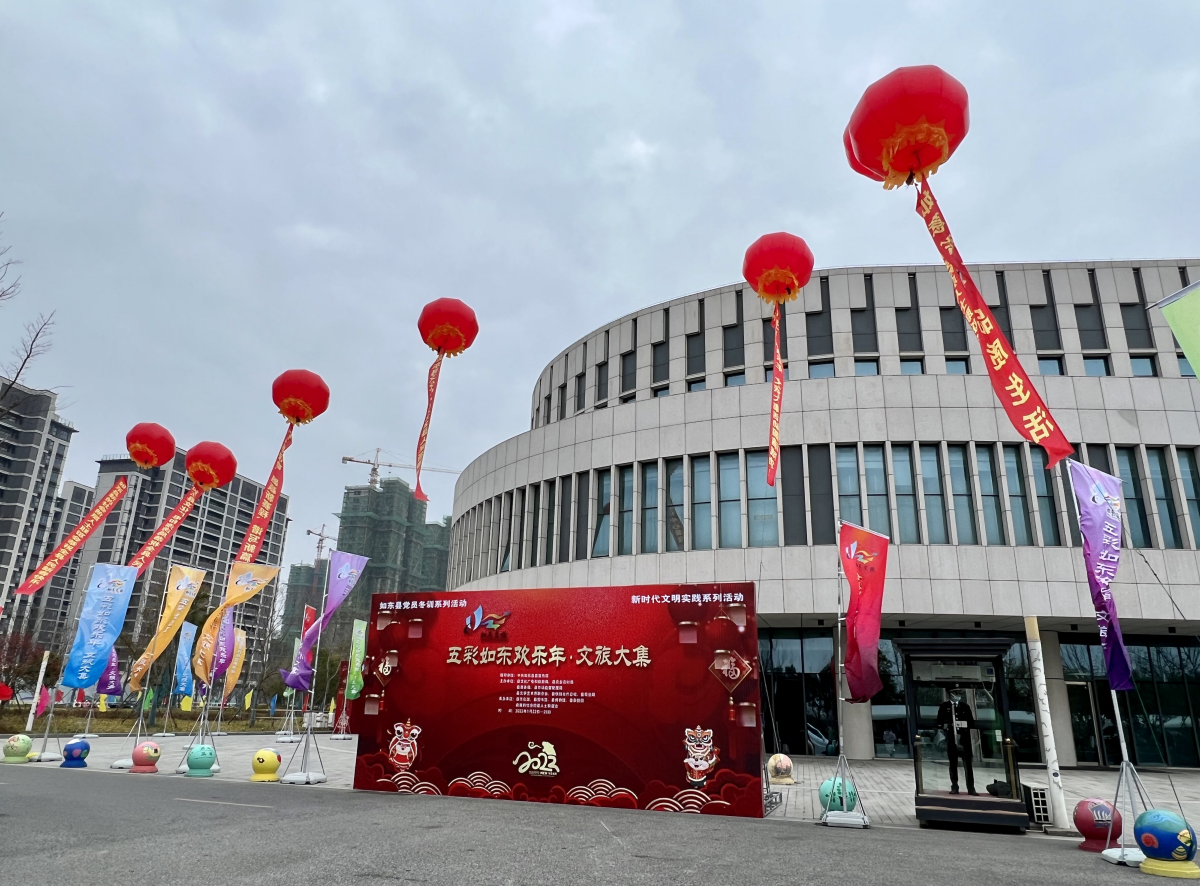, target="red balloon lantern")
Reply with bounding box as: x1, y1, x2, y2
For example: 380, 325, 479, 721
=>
418, 298, 479, 357
272, 369, 330, 425
126, 423, 176, 470
412, 298, 479, 502
185, 441, 237, 490
845, 65, 969, 189
843, 125, 884, 183
742, 232, 814, 489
